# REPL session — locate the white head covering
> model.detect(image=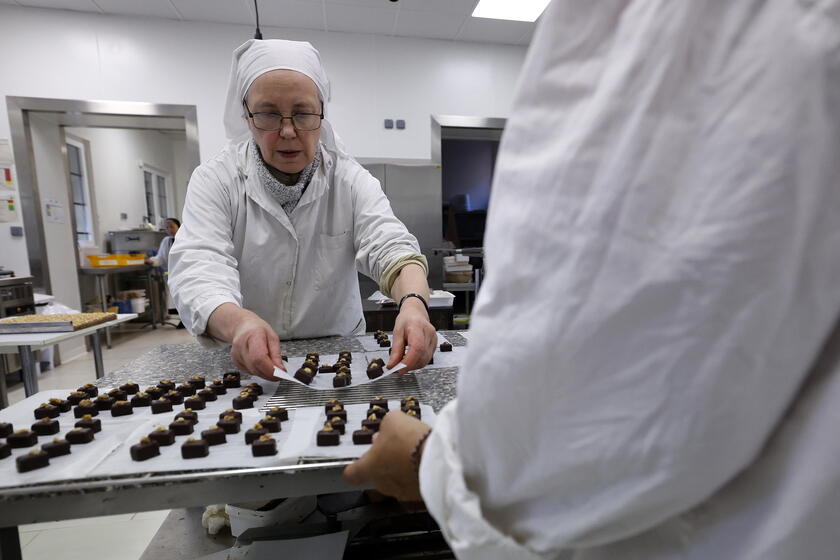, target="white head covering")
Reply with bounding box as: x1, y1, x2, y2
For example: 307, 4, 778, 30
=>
223, 39, 345, 154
